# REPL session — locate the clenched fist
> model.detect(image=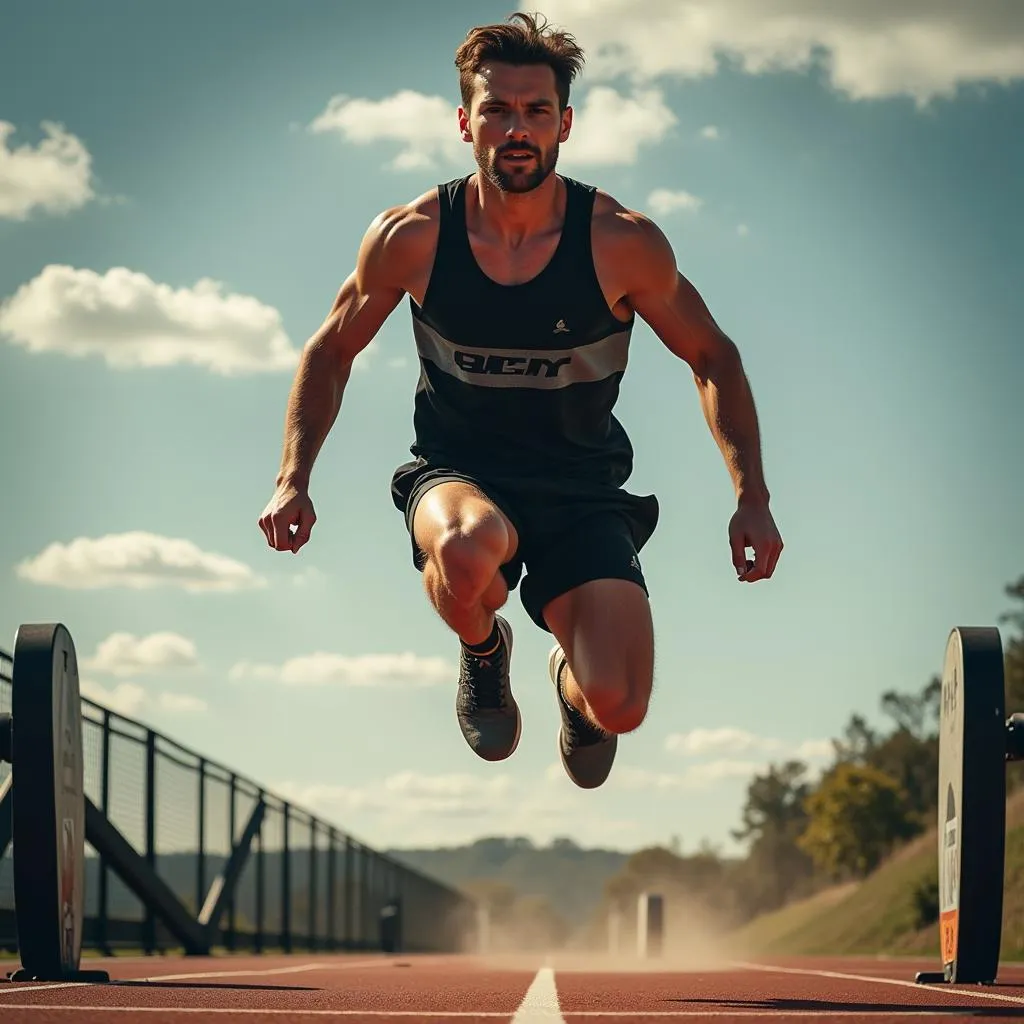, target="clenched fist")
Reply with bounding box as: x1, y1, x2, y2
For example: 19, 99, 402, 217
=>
258, 481, 316, 553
